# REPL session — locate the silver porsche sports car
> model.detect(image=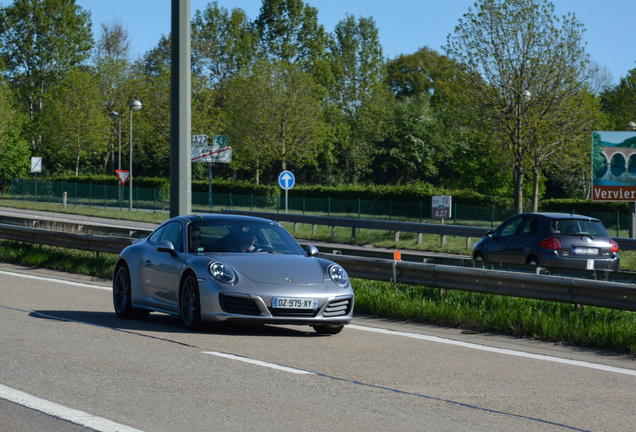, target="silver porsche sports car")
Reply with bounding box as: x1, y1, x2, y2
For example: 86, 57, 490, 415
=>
112, 214, 354, 334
